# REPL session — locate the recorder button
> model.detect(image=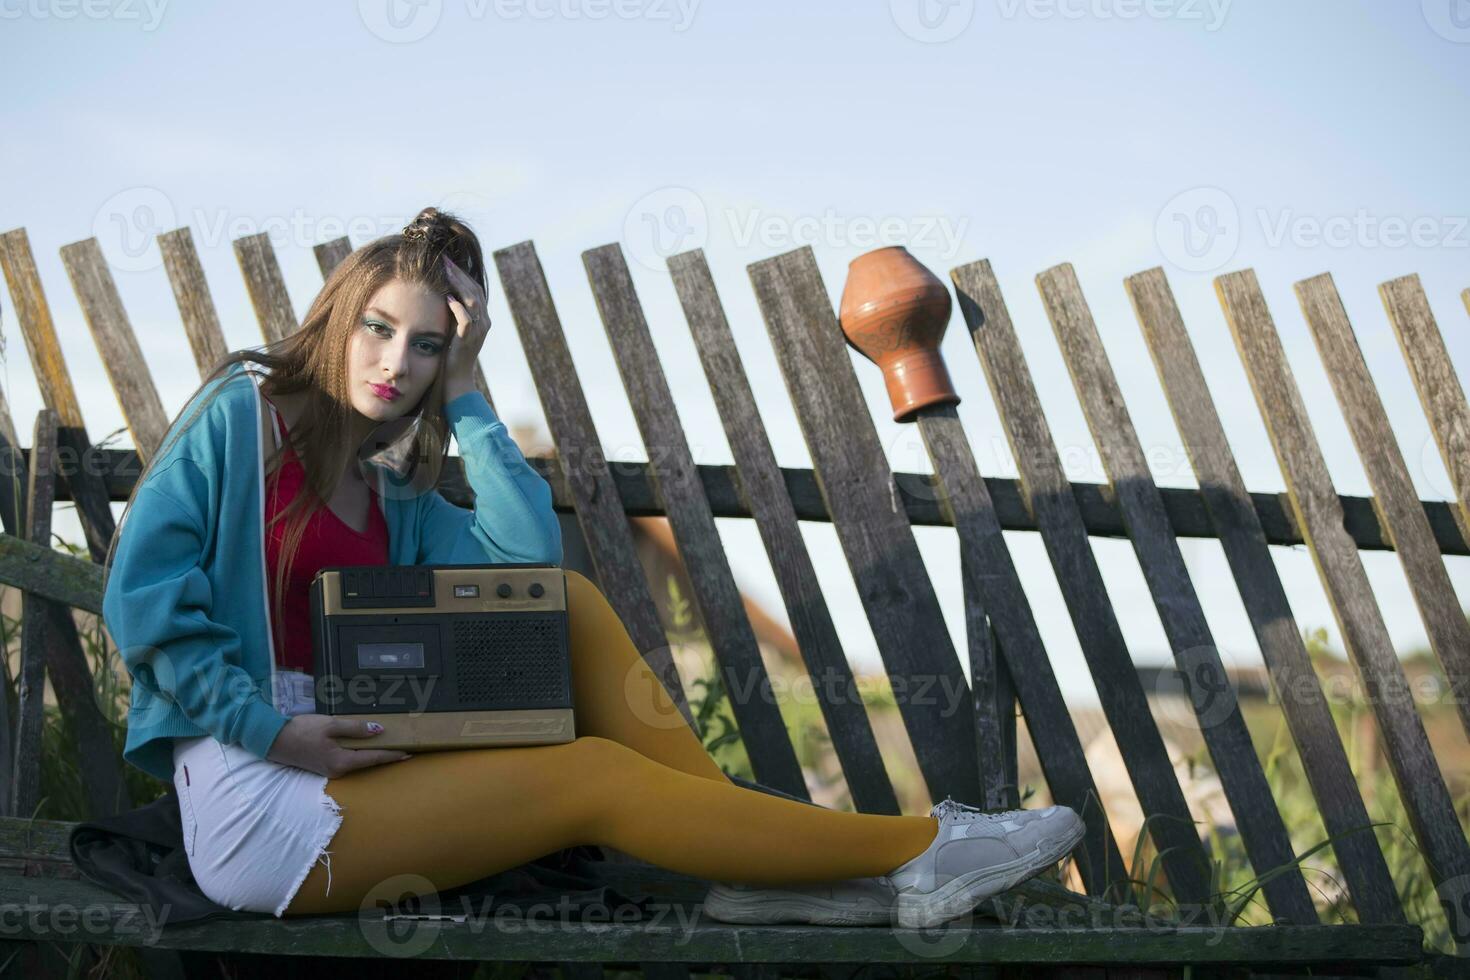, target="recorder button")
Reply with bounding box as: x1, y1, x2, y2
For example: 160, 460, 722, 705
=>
497, 583, 513, 598
529, 582, 545, 598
